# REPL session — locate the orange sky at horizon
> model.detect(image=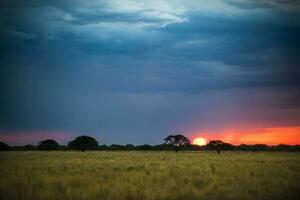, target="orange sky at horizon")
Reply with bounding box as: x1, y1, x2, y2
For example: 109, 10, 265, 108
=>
191, 126, 300, 145
1, 127, 300, 146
